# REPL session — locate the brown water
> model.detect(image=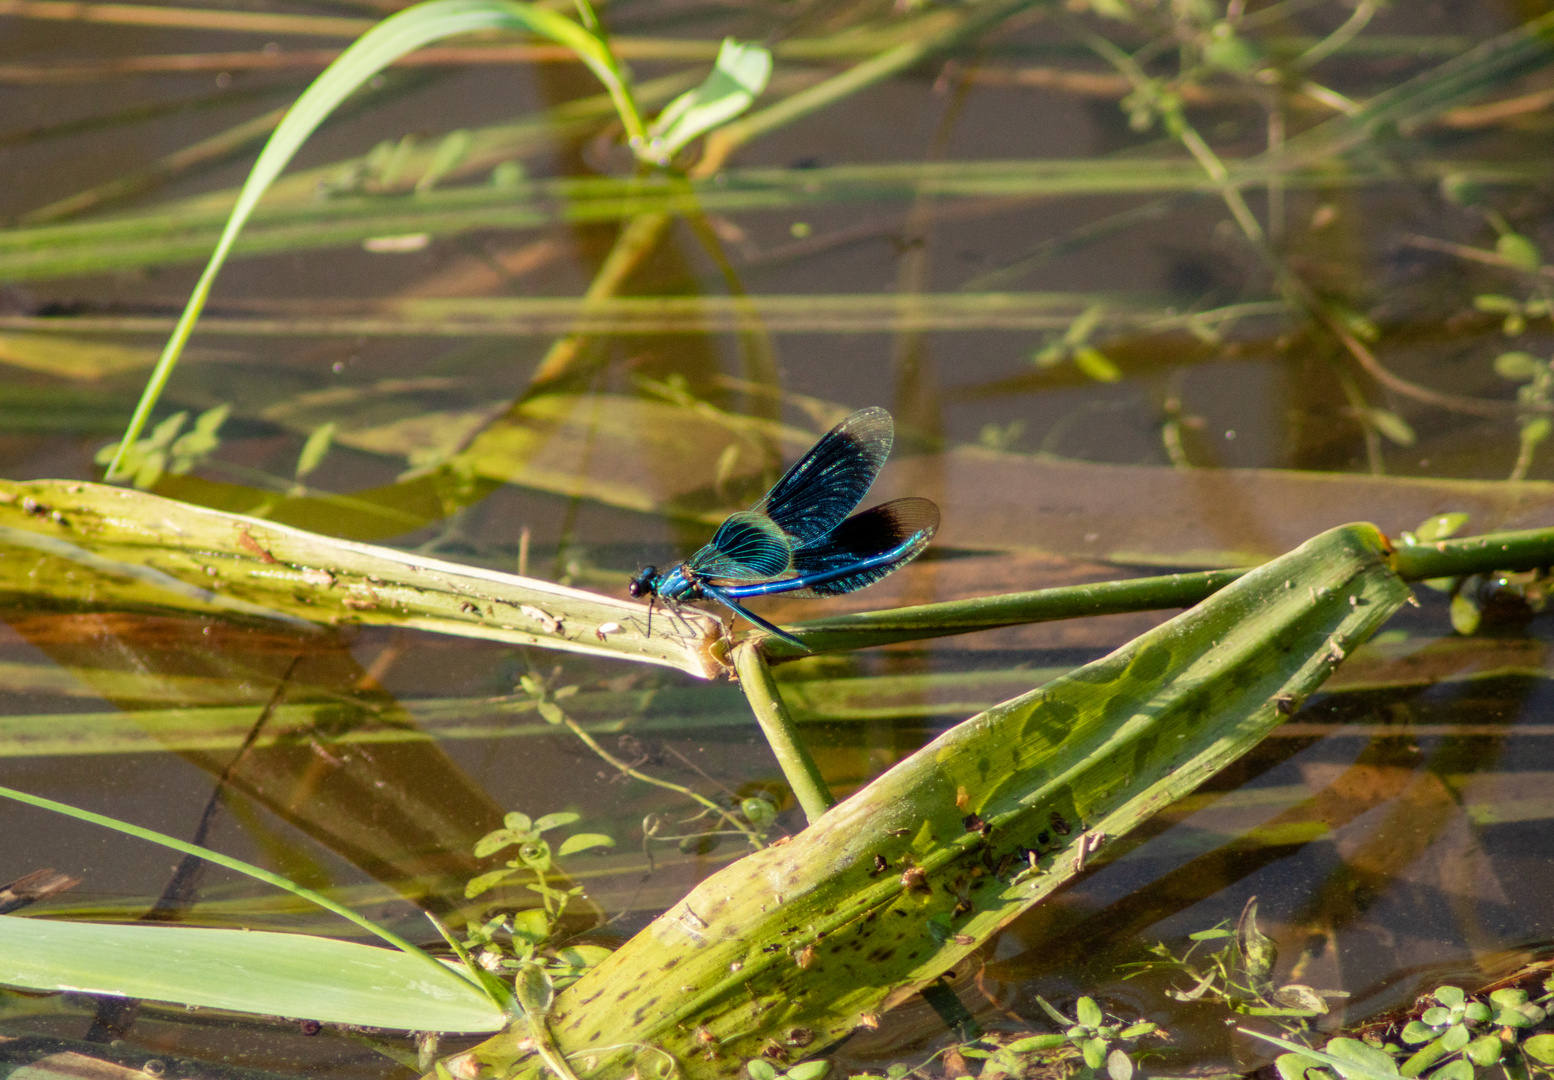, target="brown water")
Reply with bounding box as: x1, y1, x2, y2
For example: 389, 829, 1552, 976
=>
2, 1, 1554, 1077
